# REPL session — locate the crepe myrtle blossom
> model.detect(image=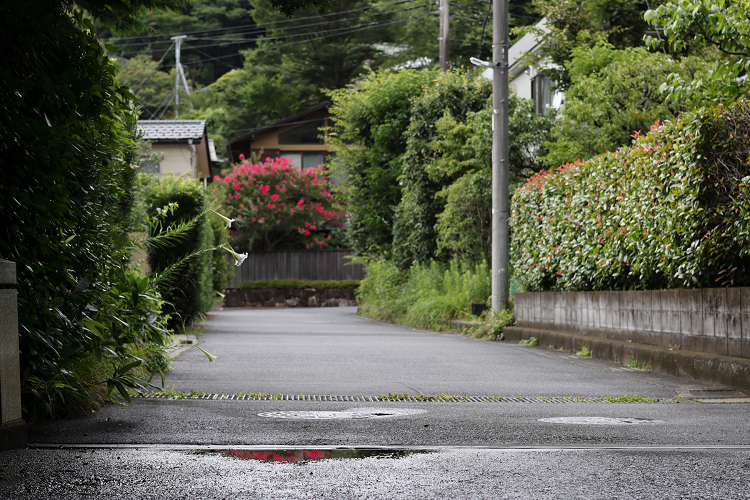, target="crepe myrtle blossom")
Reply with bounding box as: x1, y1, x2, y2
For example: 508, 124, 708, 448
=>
211, 210, 235, 229
222, 243, 248, 266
